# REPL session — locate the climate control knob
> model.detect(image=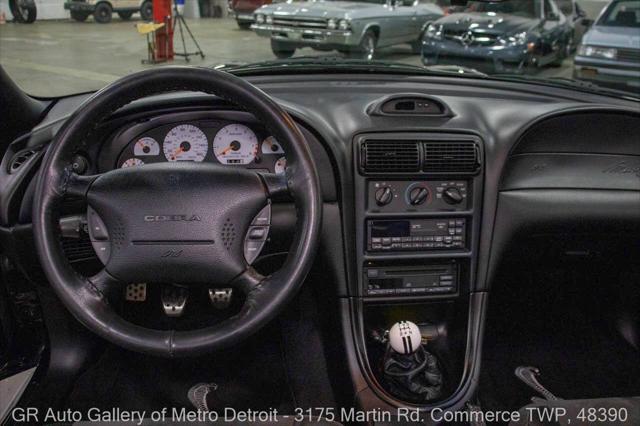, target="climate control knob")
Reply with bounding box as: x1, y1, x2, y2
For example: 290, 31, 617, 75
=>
442, 187, 464, 205
374, 186, 394, 206
408, 186, 430, 206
